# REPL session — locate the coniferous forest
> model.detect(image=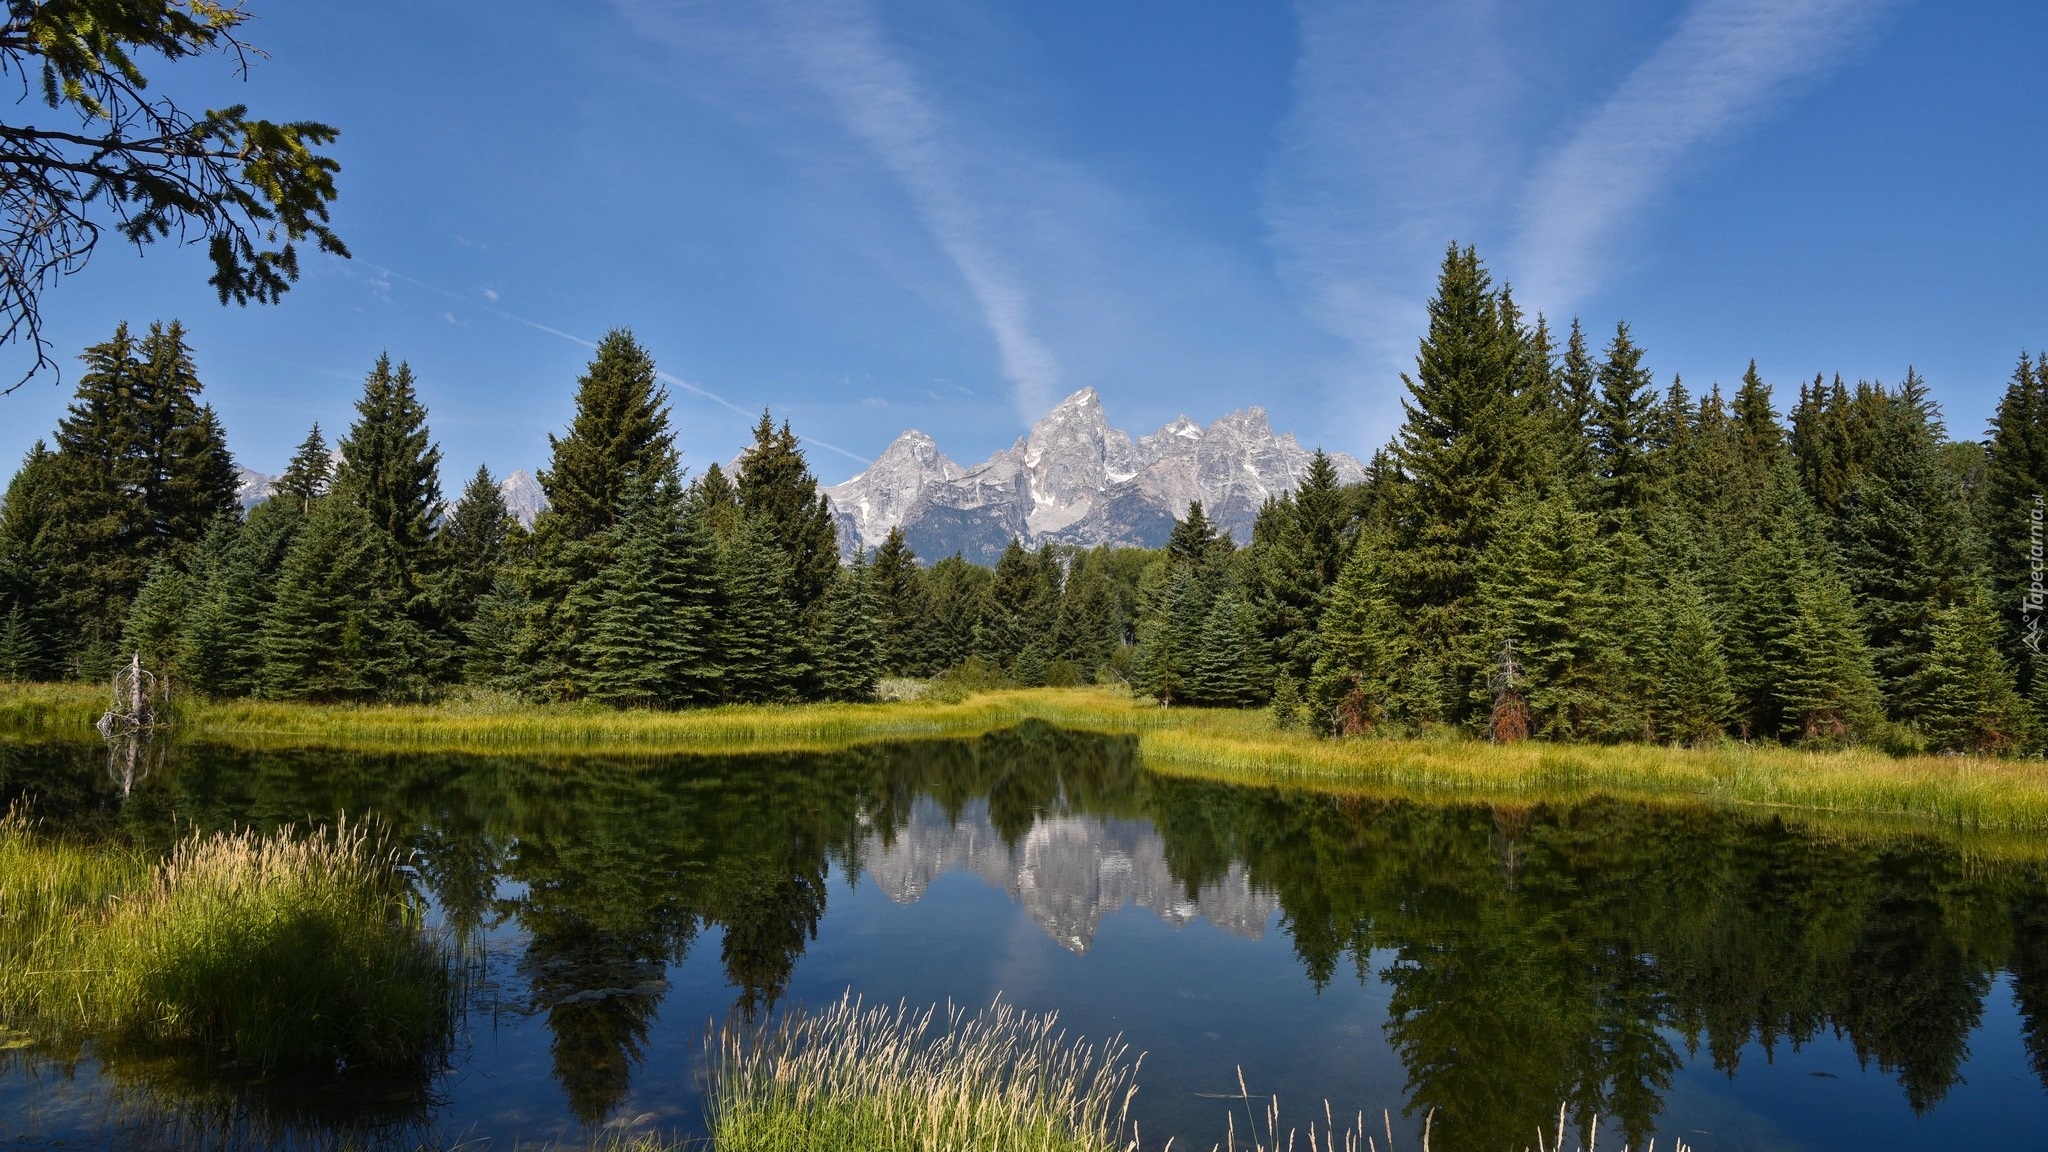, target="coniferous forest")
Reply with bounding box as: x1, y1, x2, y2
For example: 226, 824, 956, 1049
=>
3, 245, 2046, 757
